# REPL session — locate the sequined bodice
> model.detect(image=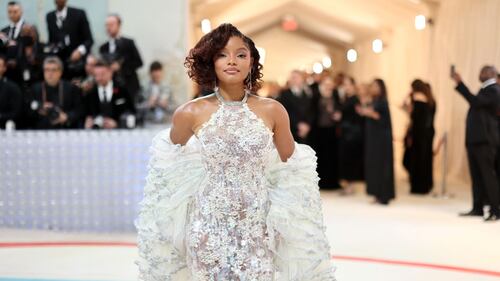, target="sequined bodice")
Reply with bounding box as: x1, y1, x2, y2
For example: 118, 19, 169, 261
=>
195, 92, 274, 181
186, 91, 275, 280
